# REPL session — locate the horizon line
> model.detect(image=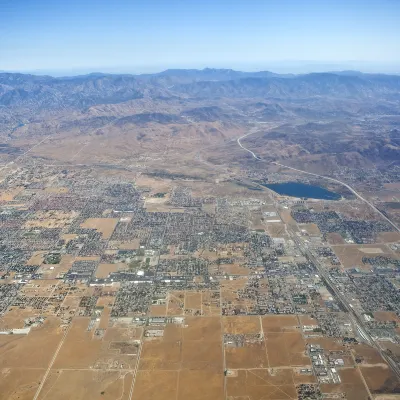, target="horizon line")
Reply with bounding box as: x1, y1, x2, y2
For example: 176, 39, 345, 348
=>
1, 66, 400, 79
